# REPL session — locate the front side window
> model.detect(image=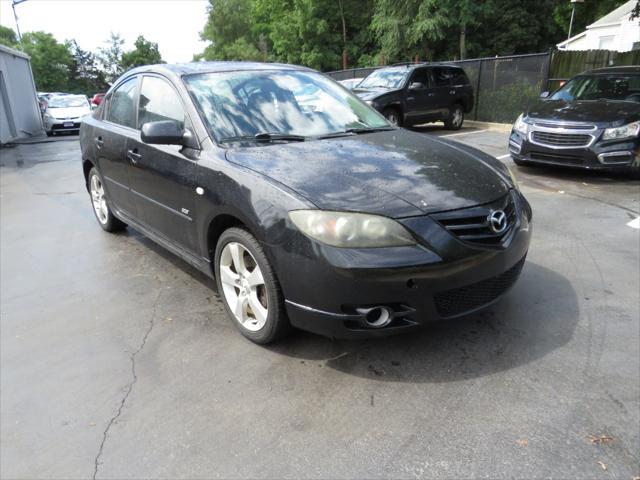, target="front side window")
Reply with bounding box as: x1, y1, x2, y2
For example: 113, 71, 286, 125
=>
409, 69, 429, 87
185, 70, 389, 142
358, 68, 409, 90
107, 77, 138, 128
550, 74, 640, 102
138, 76, 185, 129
